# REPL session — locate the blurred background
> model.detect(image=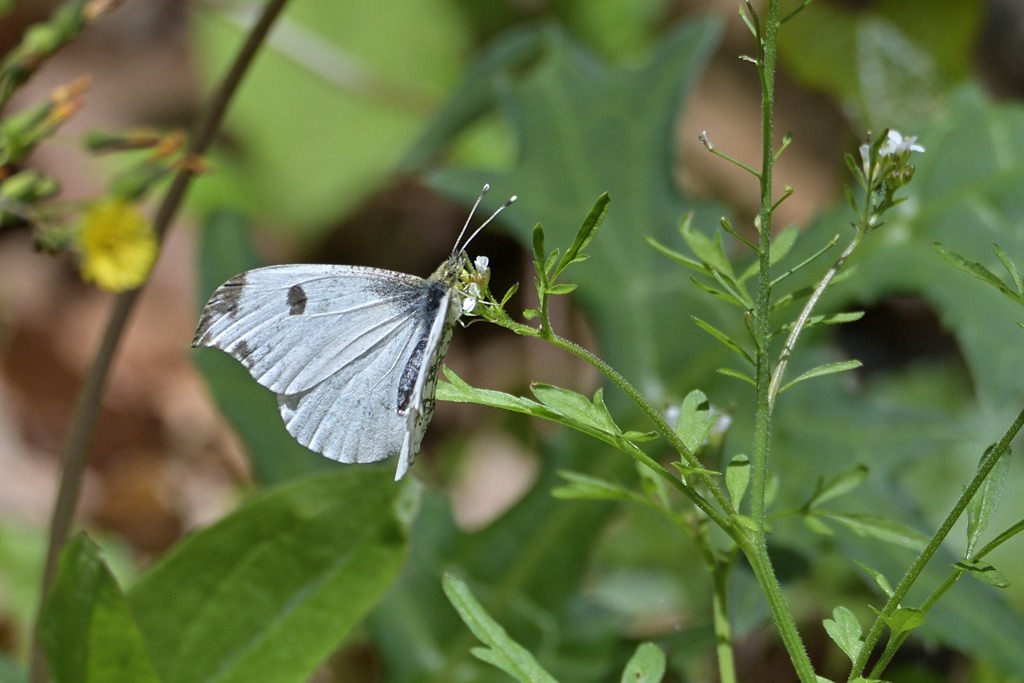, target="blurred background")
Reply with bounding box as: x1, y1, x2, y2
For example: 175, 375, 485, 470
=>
3, 0, 1024, 681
